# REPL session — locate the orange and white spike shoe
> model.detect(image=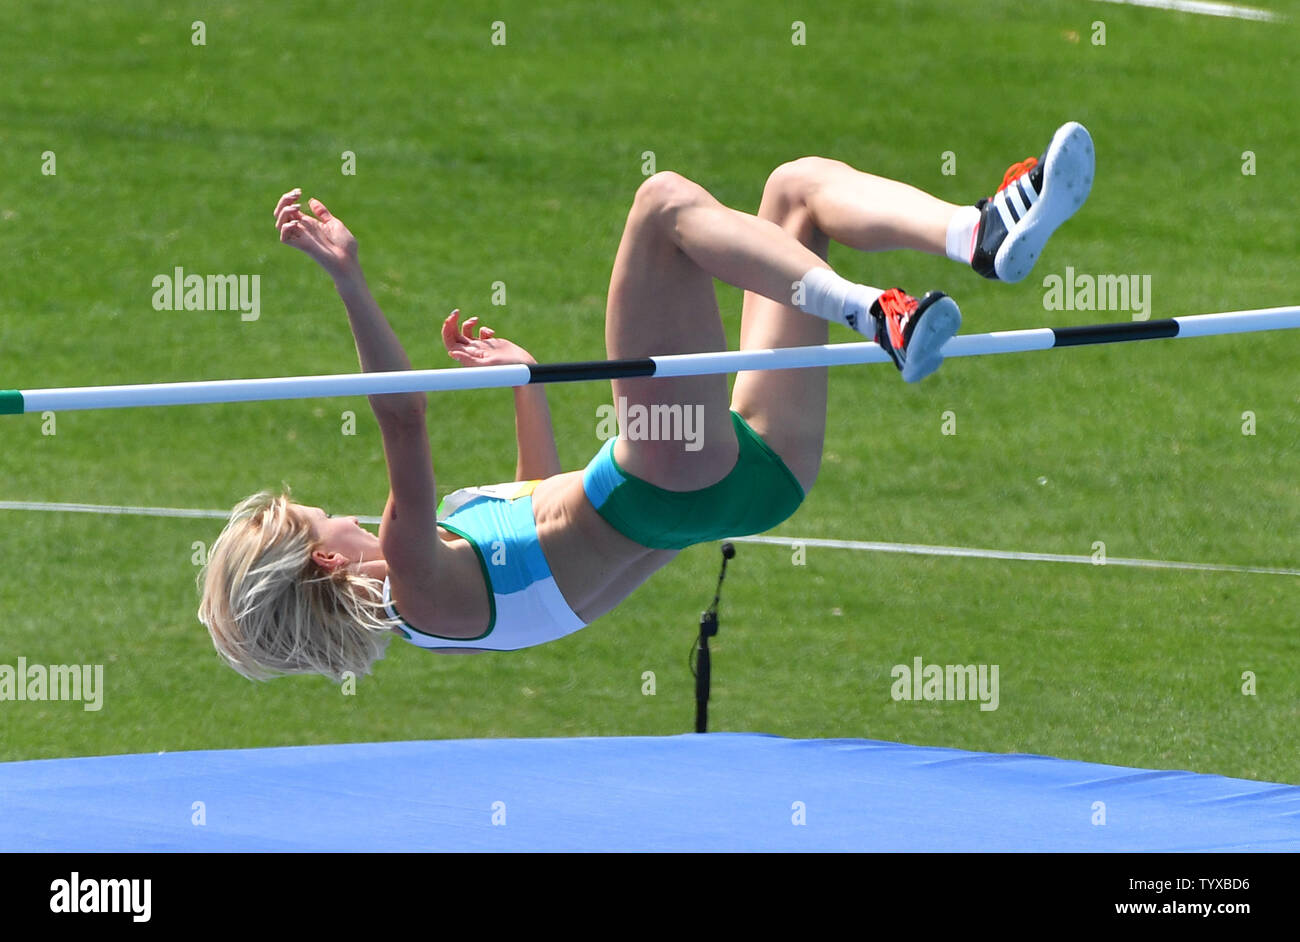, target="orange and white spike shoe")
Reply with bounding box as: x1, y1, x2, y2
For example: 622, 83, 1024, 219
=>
870, 288, 961, 383
971, 121, 1094, 283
